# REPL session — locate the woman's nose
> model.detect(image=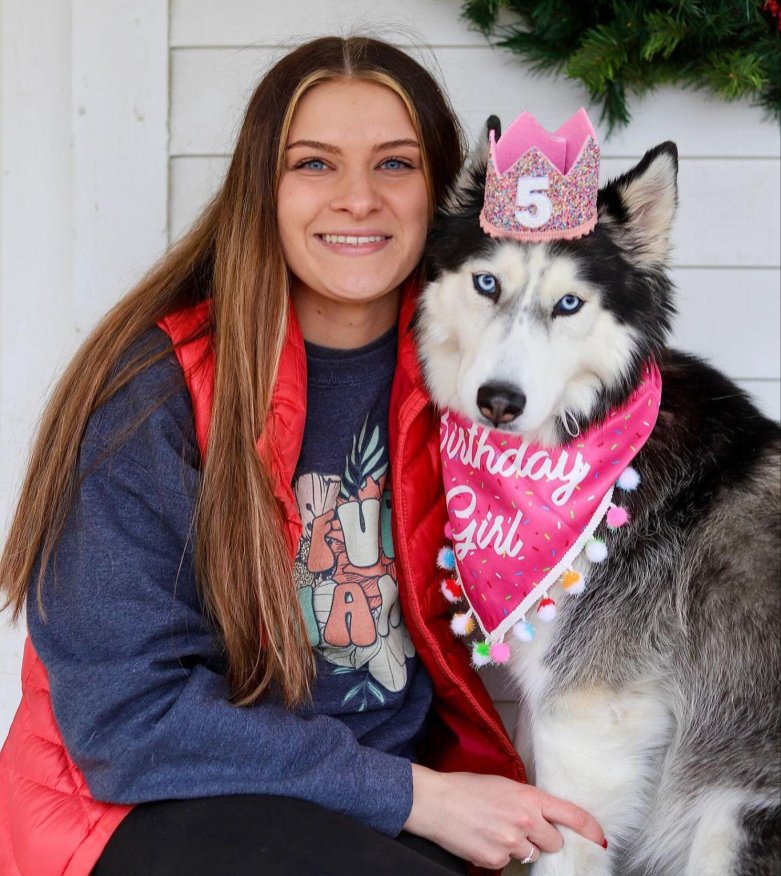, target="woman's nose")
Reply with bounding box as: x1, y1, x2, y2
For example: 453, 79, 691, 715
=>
330, 170, 382, 217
